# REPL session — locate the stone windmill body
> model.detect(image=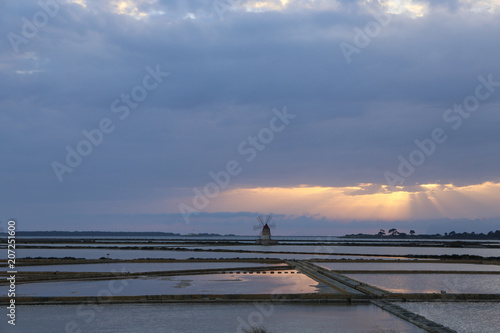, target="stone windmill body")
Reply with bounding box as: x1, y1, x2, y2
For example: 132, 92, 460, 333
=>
254, 215, 278, 245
